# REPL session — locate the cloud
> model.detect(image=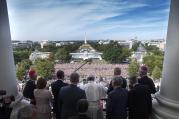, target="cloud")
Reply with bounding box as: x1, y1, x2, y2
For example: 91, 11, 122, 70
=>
7, 0, 170, 41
